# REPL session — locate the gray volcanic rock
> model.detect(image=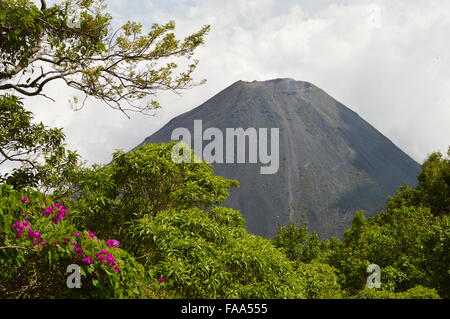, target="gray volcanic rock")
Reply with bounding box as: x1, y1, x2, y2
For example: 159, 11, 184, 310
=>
139, 78, 420, 238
